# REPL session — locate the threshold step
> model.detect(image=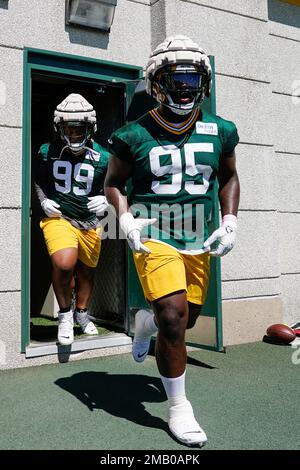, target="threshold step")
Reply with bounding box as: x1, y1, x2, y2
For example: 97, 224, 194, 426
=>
26, 333, 132, 358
